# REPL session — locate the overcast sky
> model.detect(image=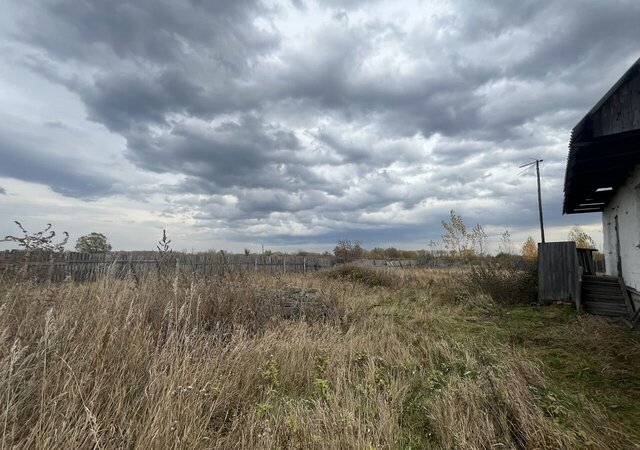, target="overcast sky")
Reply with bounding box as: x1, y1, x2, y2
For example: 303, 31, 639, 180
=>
1, 0, 639, 253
